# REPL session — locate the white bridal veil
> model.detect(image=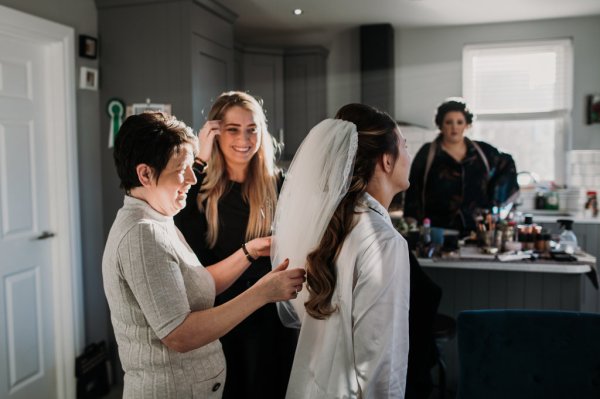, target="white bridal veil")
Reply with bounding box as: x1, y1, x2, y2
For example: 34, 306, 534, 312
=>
271, 118, 358, 328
